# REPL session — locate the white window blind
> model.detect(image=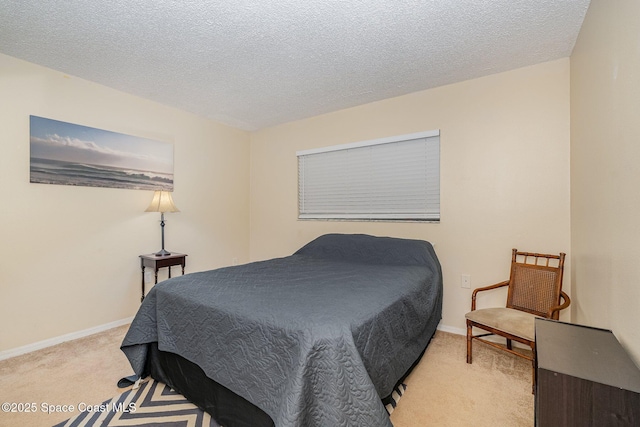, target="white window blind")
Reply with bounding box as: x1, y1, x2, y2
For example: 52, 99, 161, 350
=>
297, 130, 440, 221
